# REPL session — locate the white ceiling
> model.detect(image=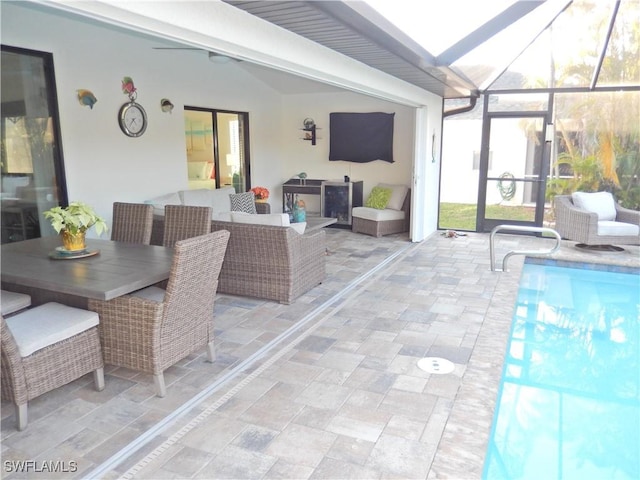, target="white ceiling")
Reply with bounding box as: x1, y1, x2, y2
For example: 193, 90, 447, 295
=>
237, 62, 345, 94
